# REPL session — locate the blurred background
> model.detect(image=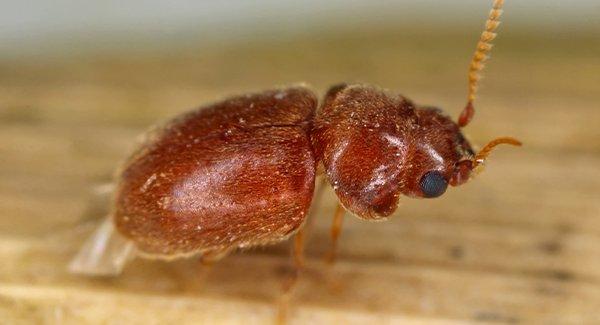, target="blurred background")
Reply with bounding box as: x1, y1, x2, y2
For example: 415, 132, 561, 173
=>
1, 0, 599, 57
1, 1, 599, 324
